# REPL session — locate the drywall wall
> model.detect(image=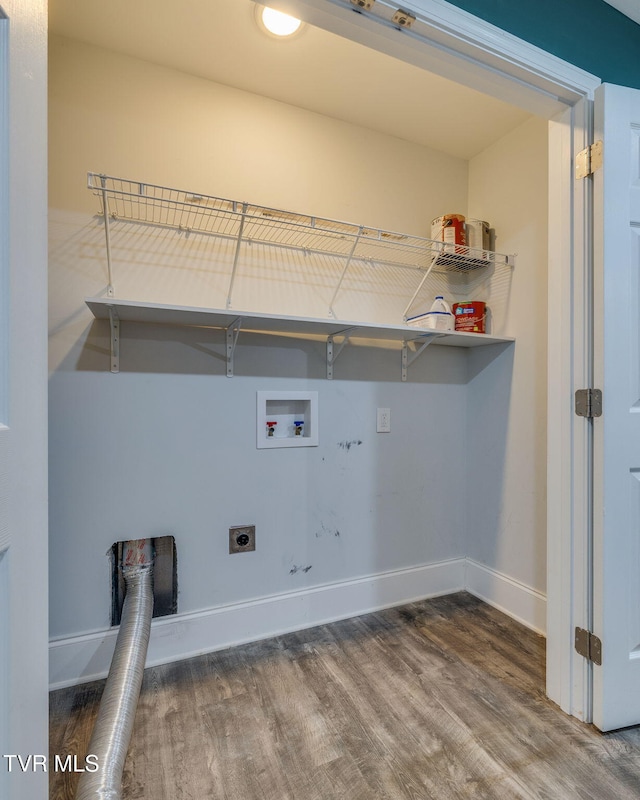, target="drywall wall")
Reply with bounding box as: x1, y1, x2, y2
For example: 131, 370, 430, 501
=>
49, 34, 471, 356
48, 37, 473, 648
466, 116, 548, 599
443, 0, 640, 89
49, 352, 469, 636
48, 35, 469, 229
